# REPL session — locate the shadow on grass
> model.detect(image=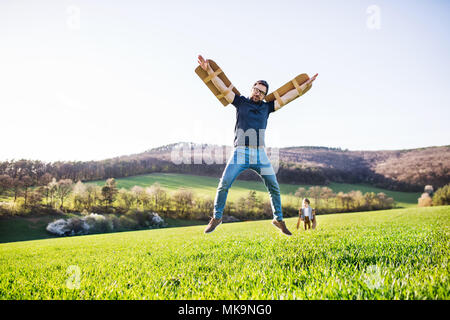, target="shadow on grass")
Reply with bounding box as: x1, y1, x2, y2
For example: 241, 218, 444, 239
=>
0, 215, 207, 244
